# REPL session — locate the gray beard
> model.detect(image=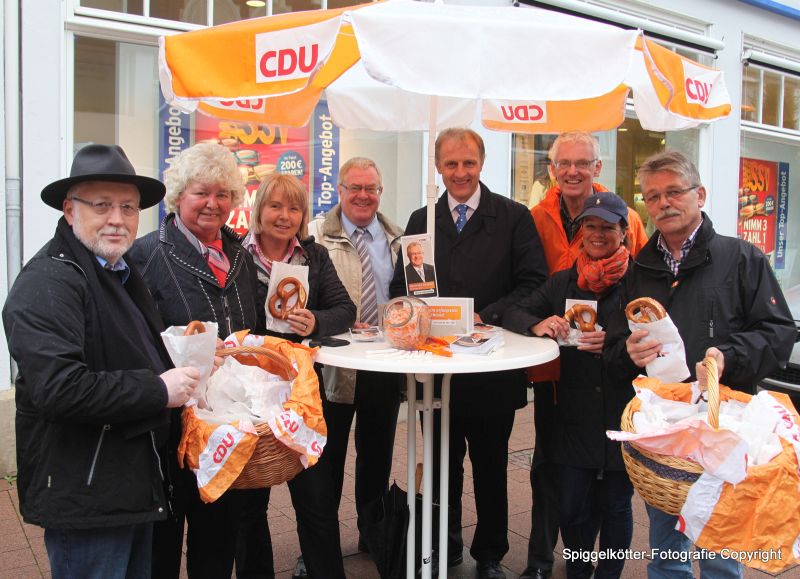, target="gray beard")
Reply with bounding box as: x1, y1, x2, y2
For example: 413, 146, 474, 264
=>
71, 211, 133, 265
